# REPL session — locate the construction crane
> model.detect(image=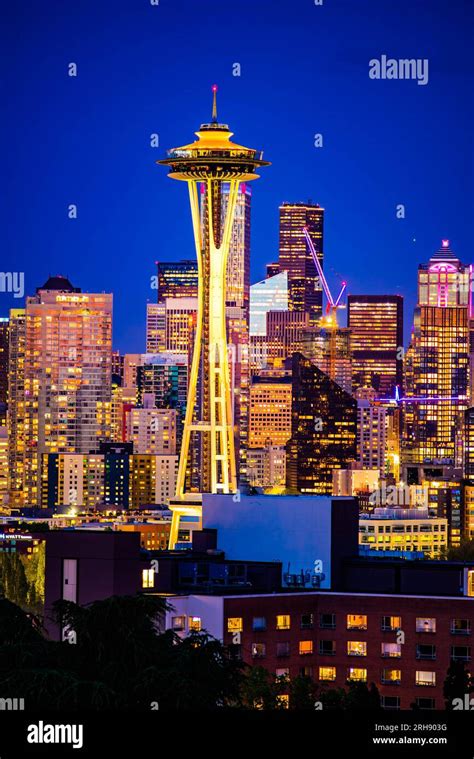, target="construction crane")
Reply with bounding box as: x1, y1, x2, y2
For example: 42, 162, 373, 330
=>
303, 227, 346, 381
